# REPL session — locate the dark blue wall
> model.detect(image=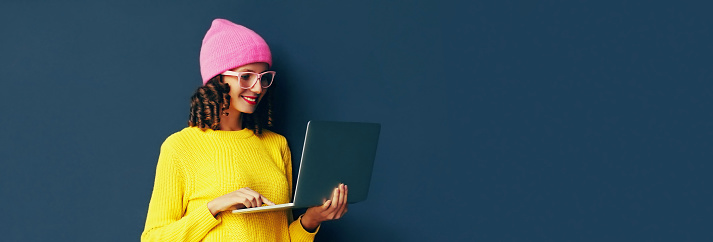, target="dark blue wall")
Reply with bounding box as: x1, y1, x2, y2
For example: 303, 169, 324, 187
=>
1, 1, 711, 241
